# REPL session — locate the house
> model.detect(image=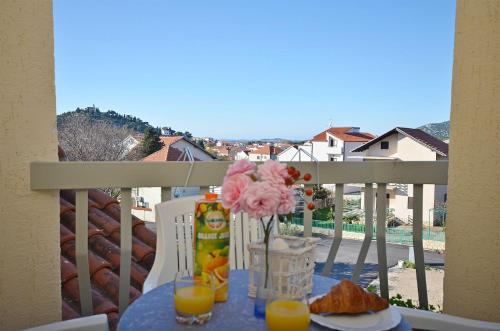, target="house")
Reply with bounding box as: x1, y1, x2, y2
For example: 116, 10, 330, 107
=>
133, 136, 215, 221
277, 145, 315, 162
306, 127, 375, 162
212, 145, 231, 158
247, 145, 282, 162
142, 136, 215, 162
352, 127, 449, 223
234, 149, 250, 160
